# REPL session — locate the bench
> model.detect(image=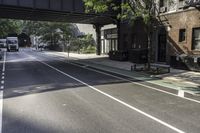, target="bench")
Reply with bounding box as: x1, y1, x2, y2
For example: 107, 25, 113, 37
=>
150, 63, 170, 73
